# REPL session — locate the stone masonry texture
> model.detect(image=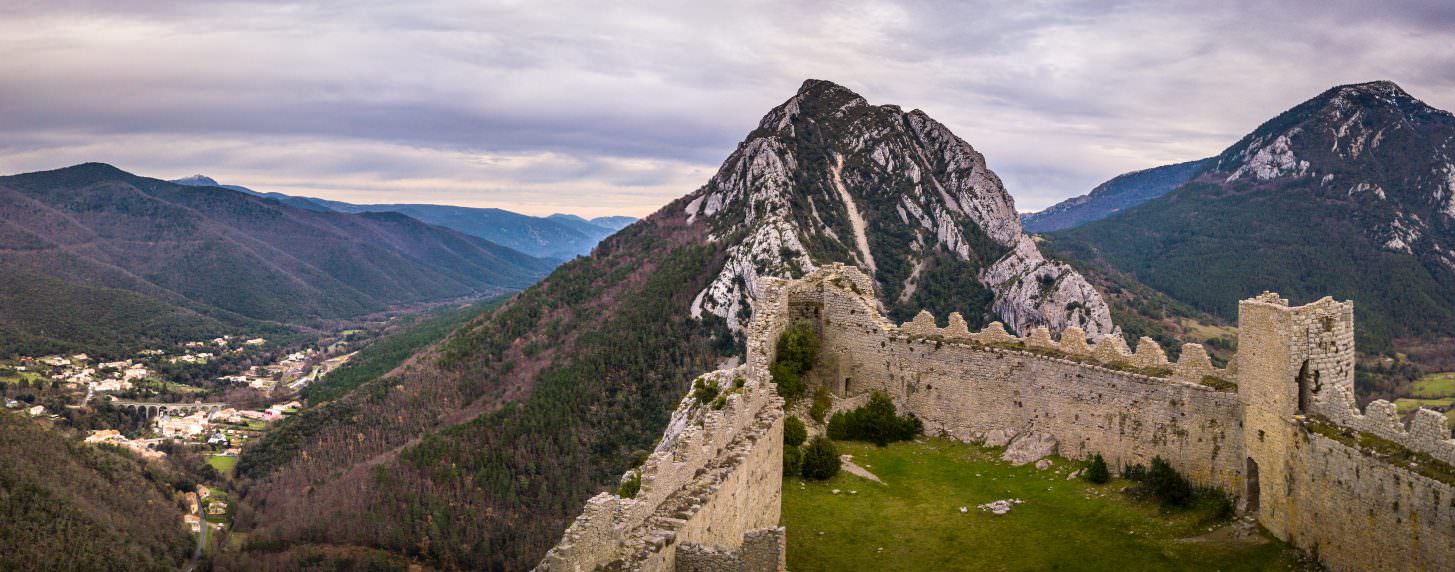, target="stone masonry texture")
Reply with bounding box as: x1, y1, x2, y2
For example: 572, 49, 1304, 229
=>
540, 265, 1455, 571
